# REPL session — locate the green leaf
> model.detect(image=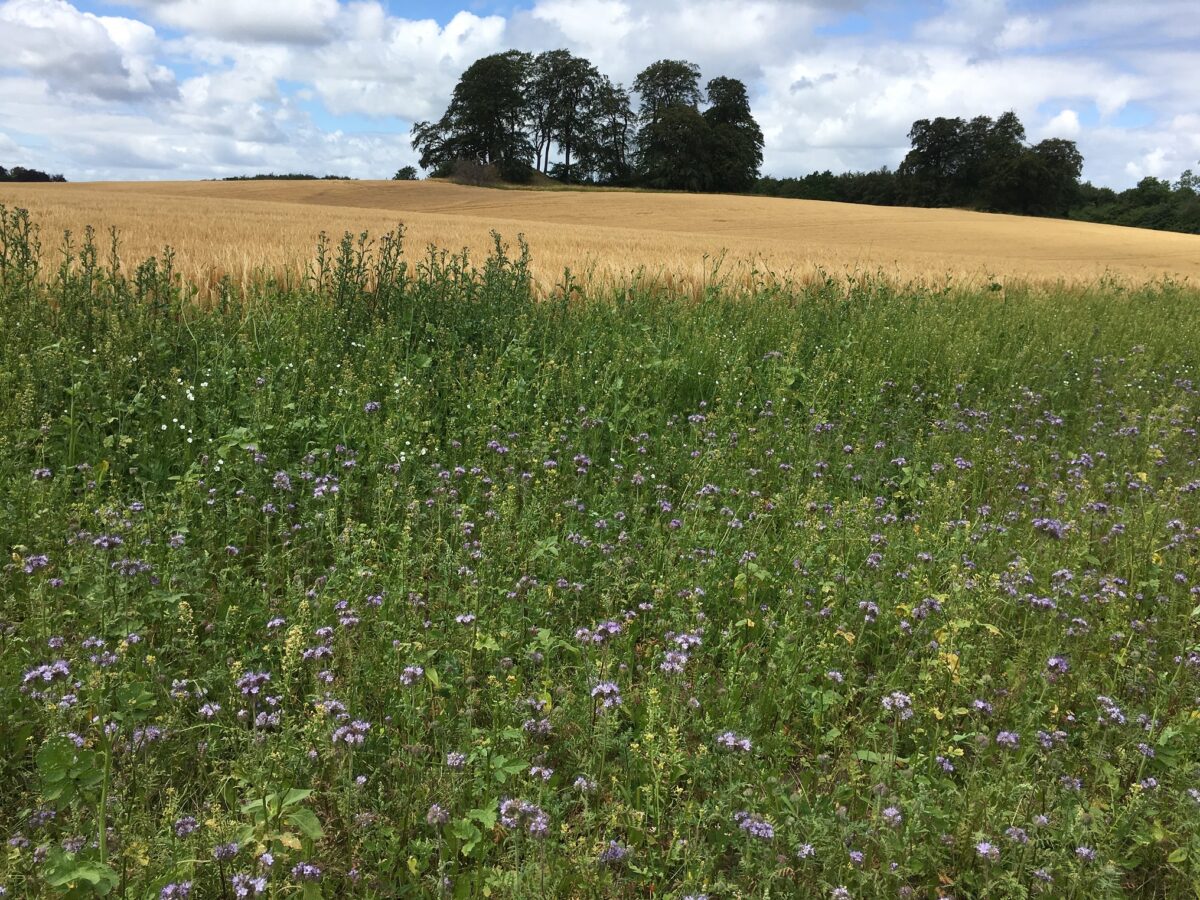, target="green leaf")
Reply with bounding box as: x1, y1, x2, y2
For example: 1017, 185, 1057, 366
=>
286, 807, 324, 841
1168, 847, 1188, 864
468, 805, 497, 830
281, 787, 313, 808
